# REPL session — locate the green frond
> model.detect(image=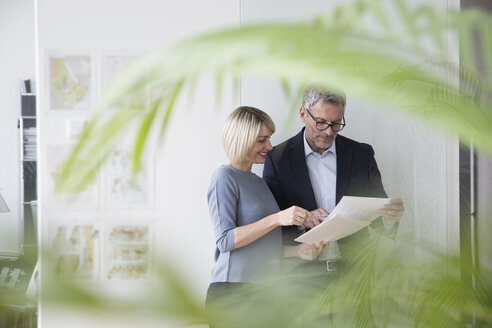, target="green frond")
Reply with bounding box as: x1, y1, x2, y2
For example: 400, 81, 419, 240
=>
131, 98, 162, 176
157, 80, 184, 141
